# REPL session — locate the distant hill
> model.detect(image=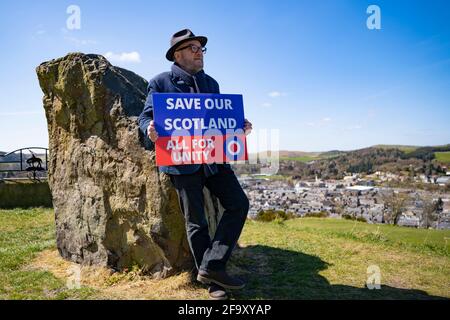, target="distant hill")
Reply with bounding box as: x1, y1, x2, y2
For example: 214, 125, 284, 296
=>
371, 144, 421, 153
255, 144, 450, 161
251, 150, 319, 158
316, 150, 348, 159
250, 150, 338, 163
371, 144, 450, 155
236, 144, 450, 178
278, 150, 321, 158
0, 152, 21, 162
0, 149, 48, 163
